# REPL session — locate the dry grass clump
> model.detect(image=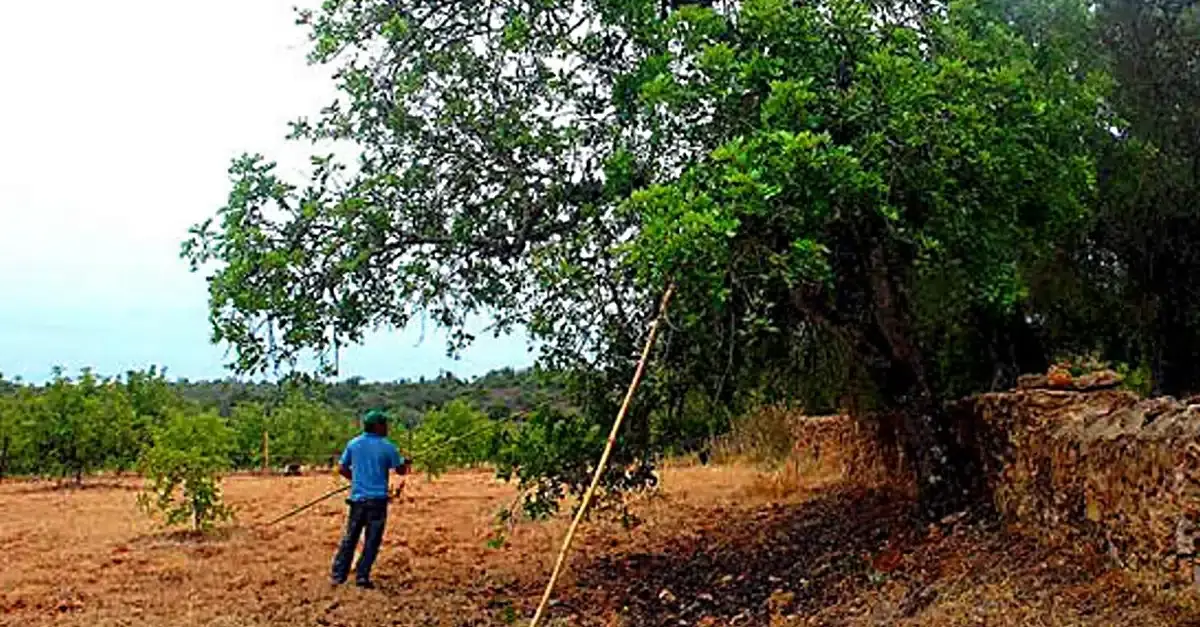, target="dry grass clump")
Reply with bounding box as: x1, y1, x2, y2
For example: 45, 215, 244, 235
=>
715, 405, 910, 500
711, 405, 799, 467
